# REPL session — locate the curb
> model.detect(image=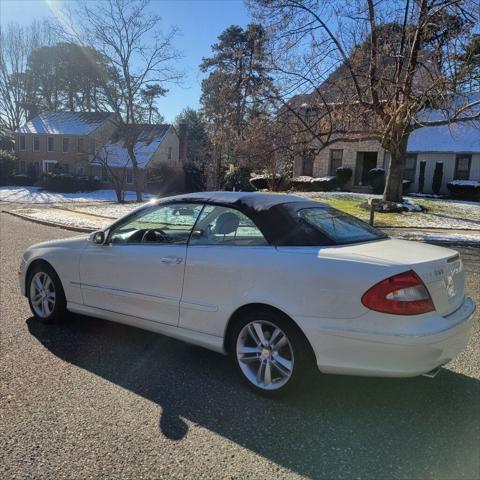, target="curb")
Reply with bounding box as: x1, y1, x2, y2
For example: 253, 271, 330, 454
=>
1, 210, 95, 233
